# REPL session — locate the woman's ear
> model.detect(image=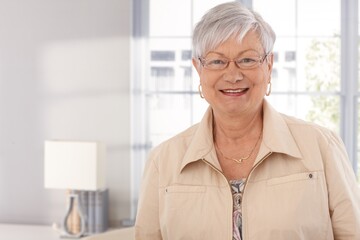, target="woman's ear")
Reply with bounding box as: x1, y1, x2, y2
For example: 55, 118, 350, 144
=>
192, 58, 202, 75
266, 53, 274, 73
